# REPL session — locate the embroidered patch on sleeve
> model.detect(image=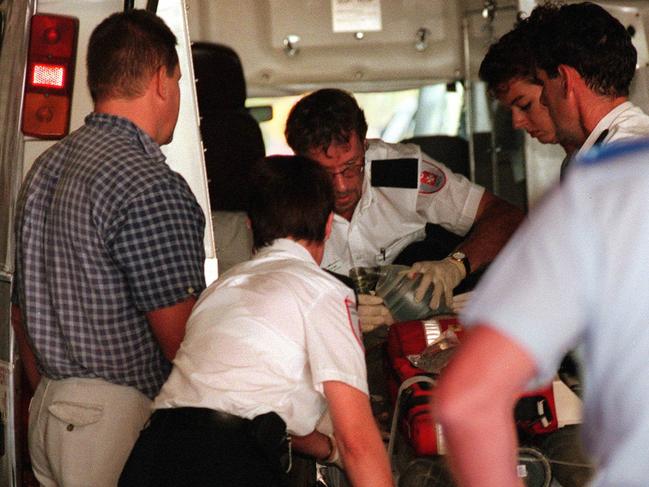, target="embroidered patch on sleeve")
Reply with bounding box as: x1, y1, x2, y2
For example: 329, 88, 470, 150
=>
419, 164, 447, 194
